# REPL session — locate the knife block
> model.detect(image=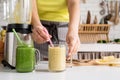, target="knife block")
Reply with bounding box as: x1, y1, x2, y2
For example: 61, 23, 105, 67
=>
78, 24, 110, 43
